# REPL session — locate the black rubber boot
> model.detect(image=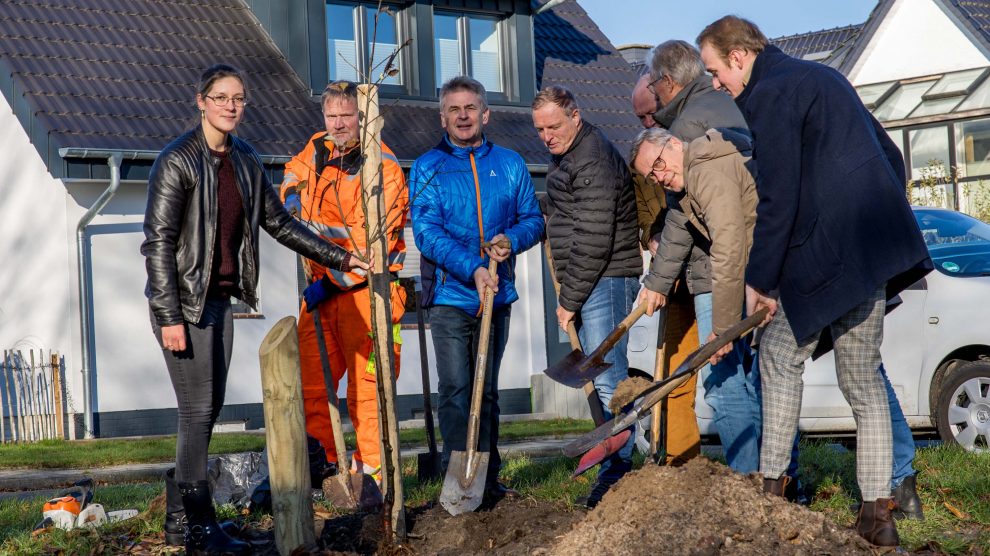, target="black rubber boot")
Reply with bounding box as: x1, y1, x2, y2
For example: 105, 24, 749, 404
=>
892, 474, 925, 521
164, 469, 241, 546
164, 468, 187, 546
178, 480, 250, 555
